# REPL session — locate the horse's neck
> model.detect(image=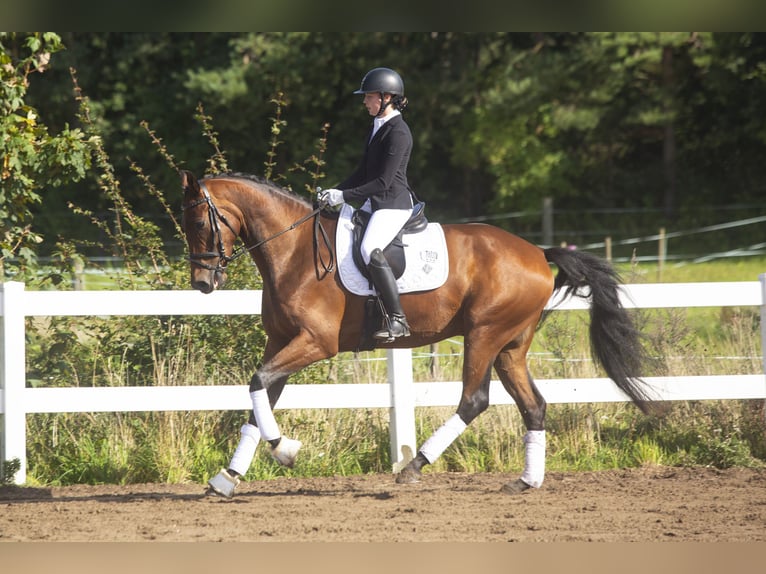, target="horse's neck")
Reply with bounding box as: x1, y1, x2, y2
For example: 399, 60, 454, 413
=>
238, 192, 312, 288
